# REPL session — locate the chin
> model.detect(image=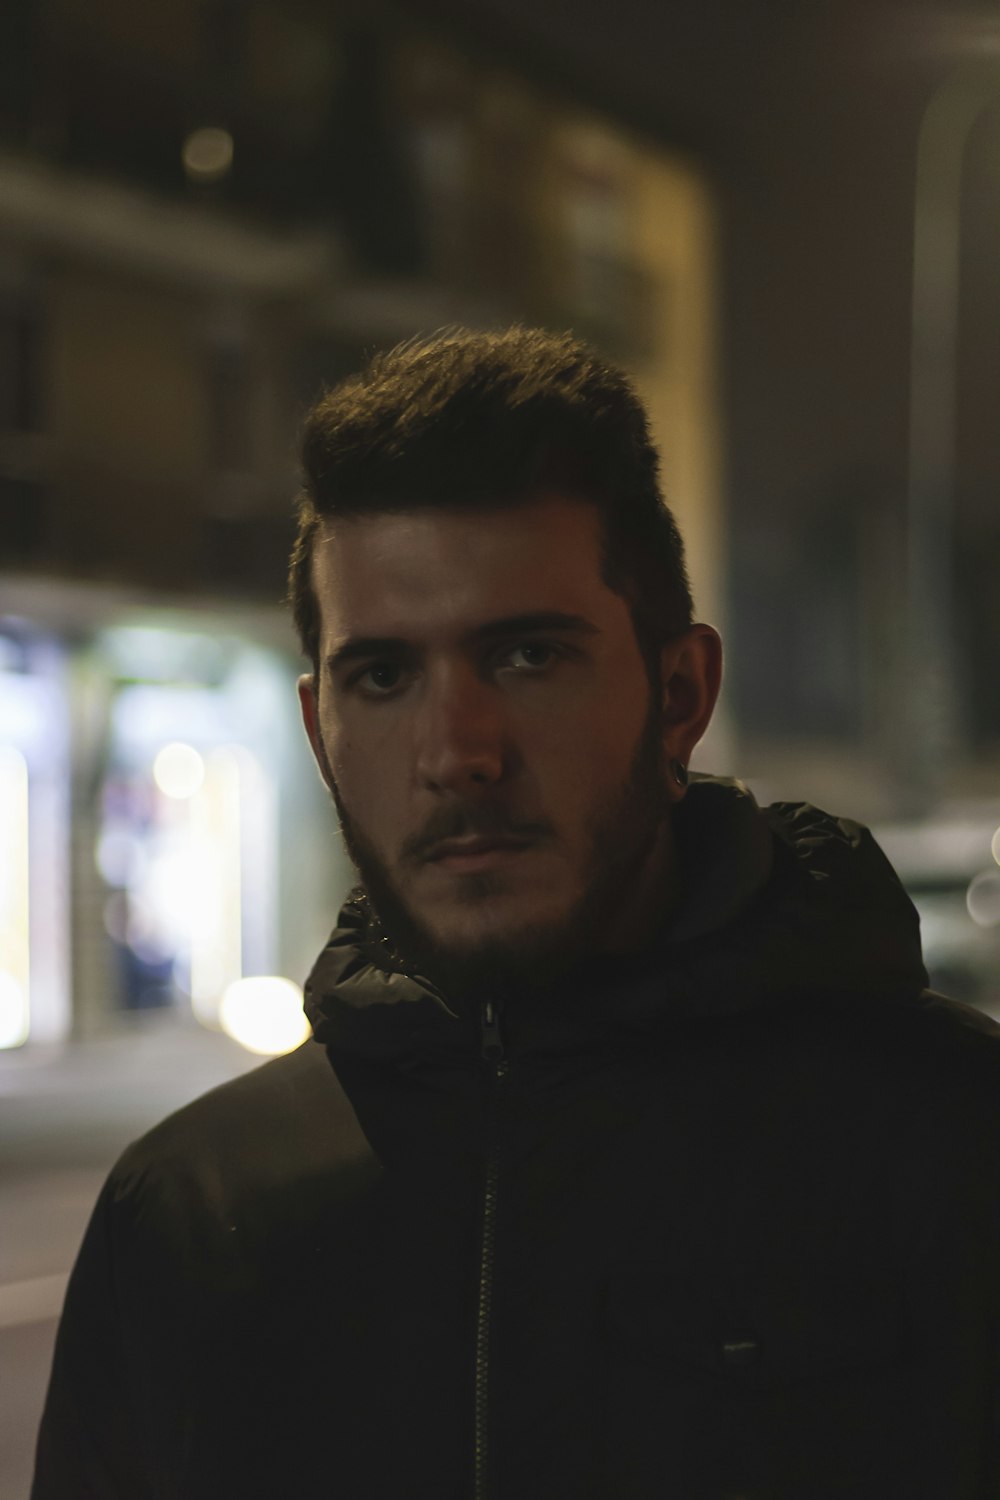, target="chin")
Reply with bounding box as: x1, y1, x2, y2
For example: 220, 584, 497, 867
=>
421, 894, 547, 946
424, 885, 585, 962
